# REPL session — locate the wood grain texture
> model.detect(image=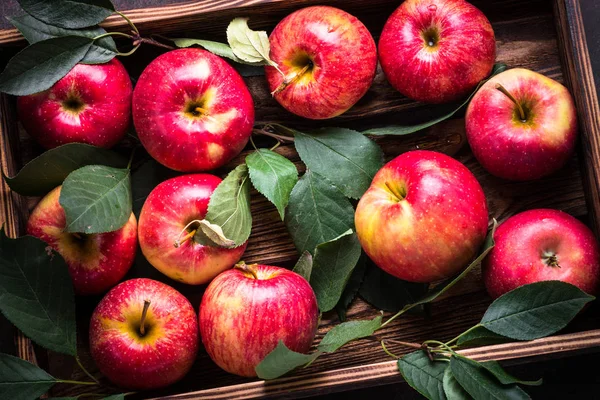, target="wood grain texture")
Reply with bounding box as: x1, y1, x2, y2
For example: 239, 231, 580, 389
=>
0, 0, 597, 398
